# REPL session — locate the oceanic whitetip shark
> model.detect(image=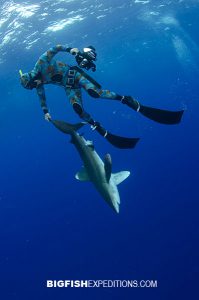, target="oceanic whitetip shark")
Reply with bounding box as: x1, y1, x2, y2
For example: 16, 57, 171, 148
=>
51, 120, 130, 213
